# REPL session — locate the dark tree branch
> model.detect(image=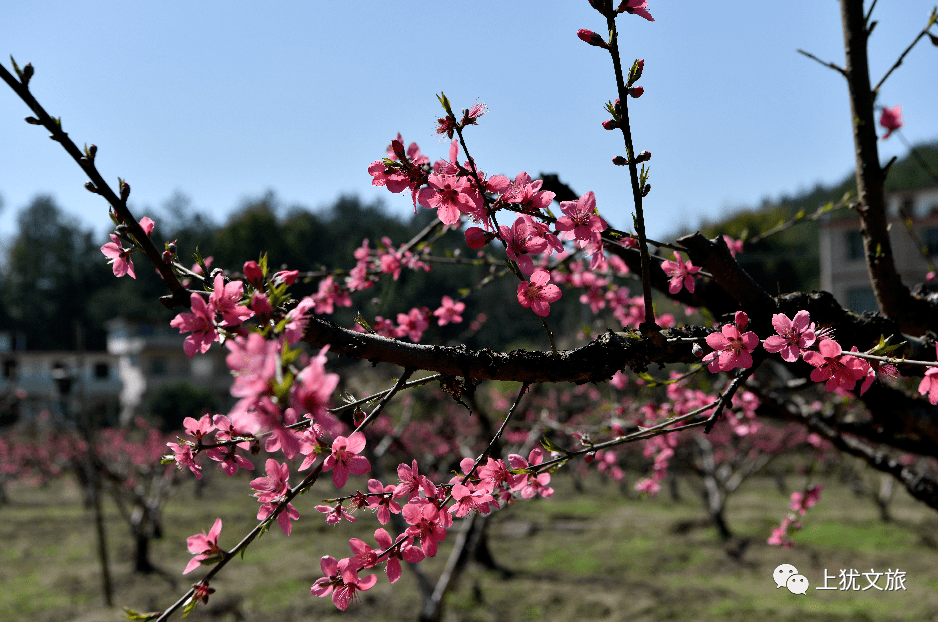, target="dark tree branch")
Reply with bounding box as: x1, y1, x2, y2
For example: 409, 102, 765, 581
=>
758, 388, 938, 511
839, 0, 920, 331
